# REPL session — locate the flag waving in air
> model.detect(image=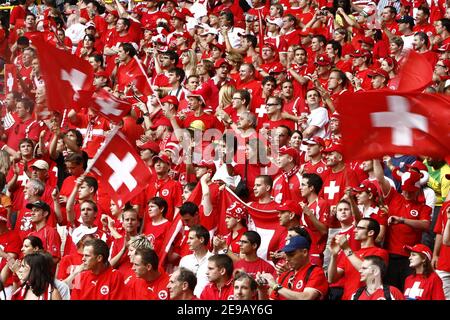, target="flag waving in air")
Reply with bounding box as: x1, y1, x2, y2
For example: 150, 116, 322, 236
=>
336, 92, 450, 161
32, 36, 94, 110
